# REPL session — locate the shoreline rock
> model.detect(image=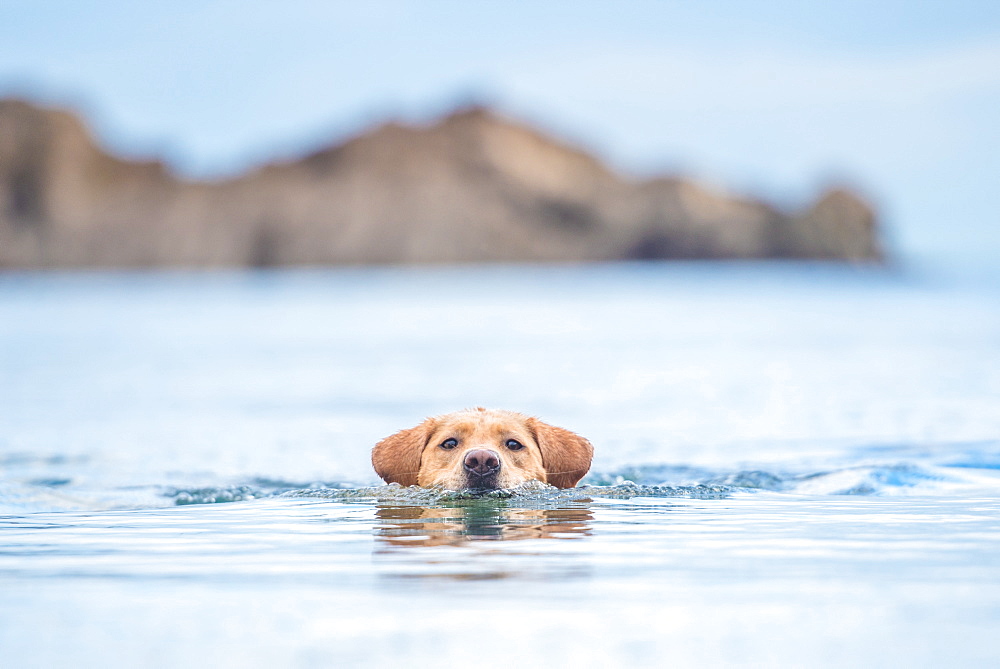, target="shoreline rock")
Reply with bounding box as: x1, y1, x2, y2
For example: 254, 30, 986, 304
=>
0, 99, 882, 268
